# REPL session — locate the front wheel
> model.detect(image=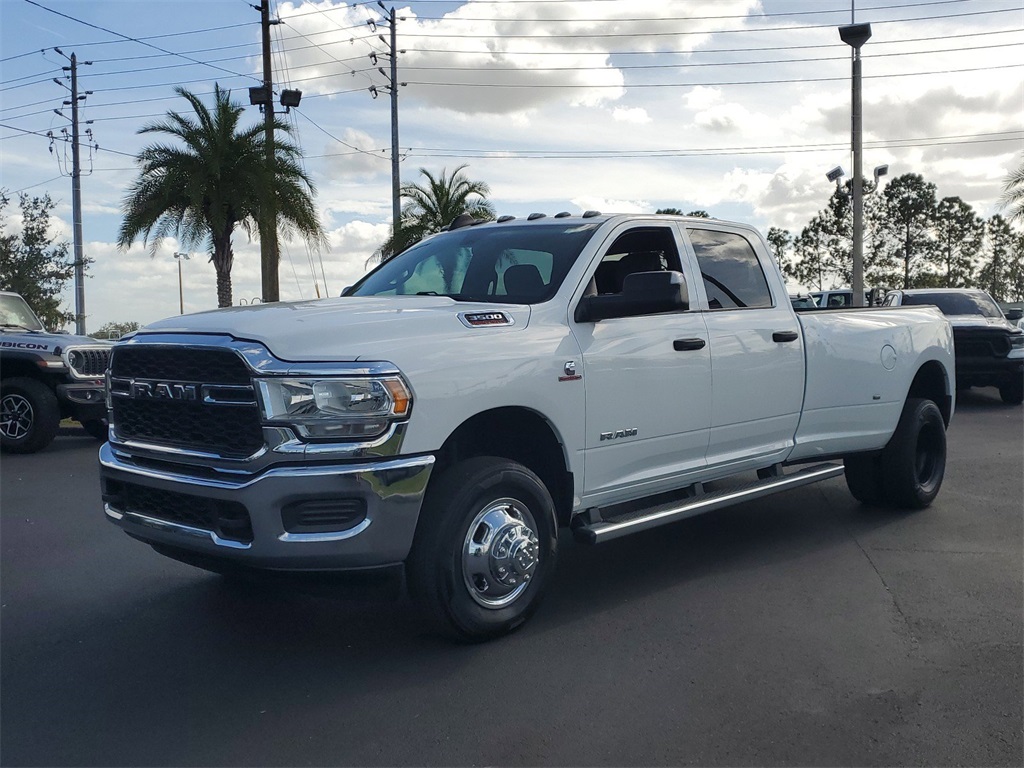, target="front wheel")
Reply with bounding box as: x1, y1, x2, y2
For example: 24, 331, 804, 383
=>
407, 457, 558, 641
999, 376, 1023, 405
1, 377, 60, 454
80, 418, 109, 441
